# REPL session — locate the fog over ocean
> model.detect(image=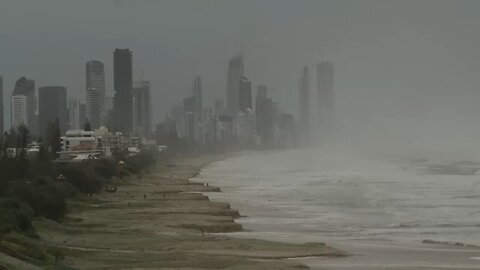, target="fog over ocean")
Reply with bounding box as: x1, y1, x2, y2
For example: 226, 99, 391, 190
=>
197, 149, 480, 269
